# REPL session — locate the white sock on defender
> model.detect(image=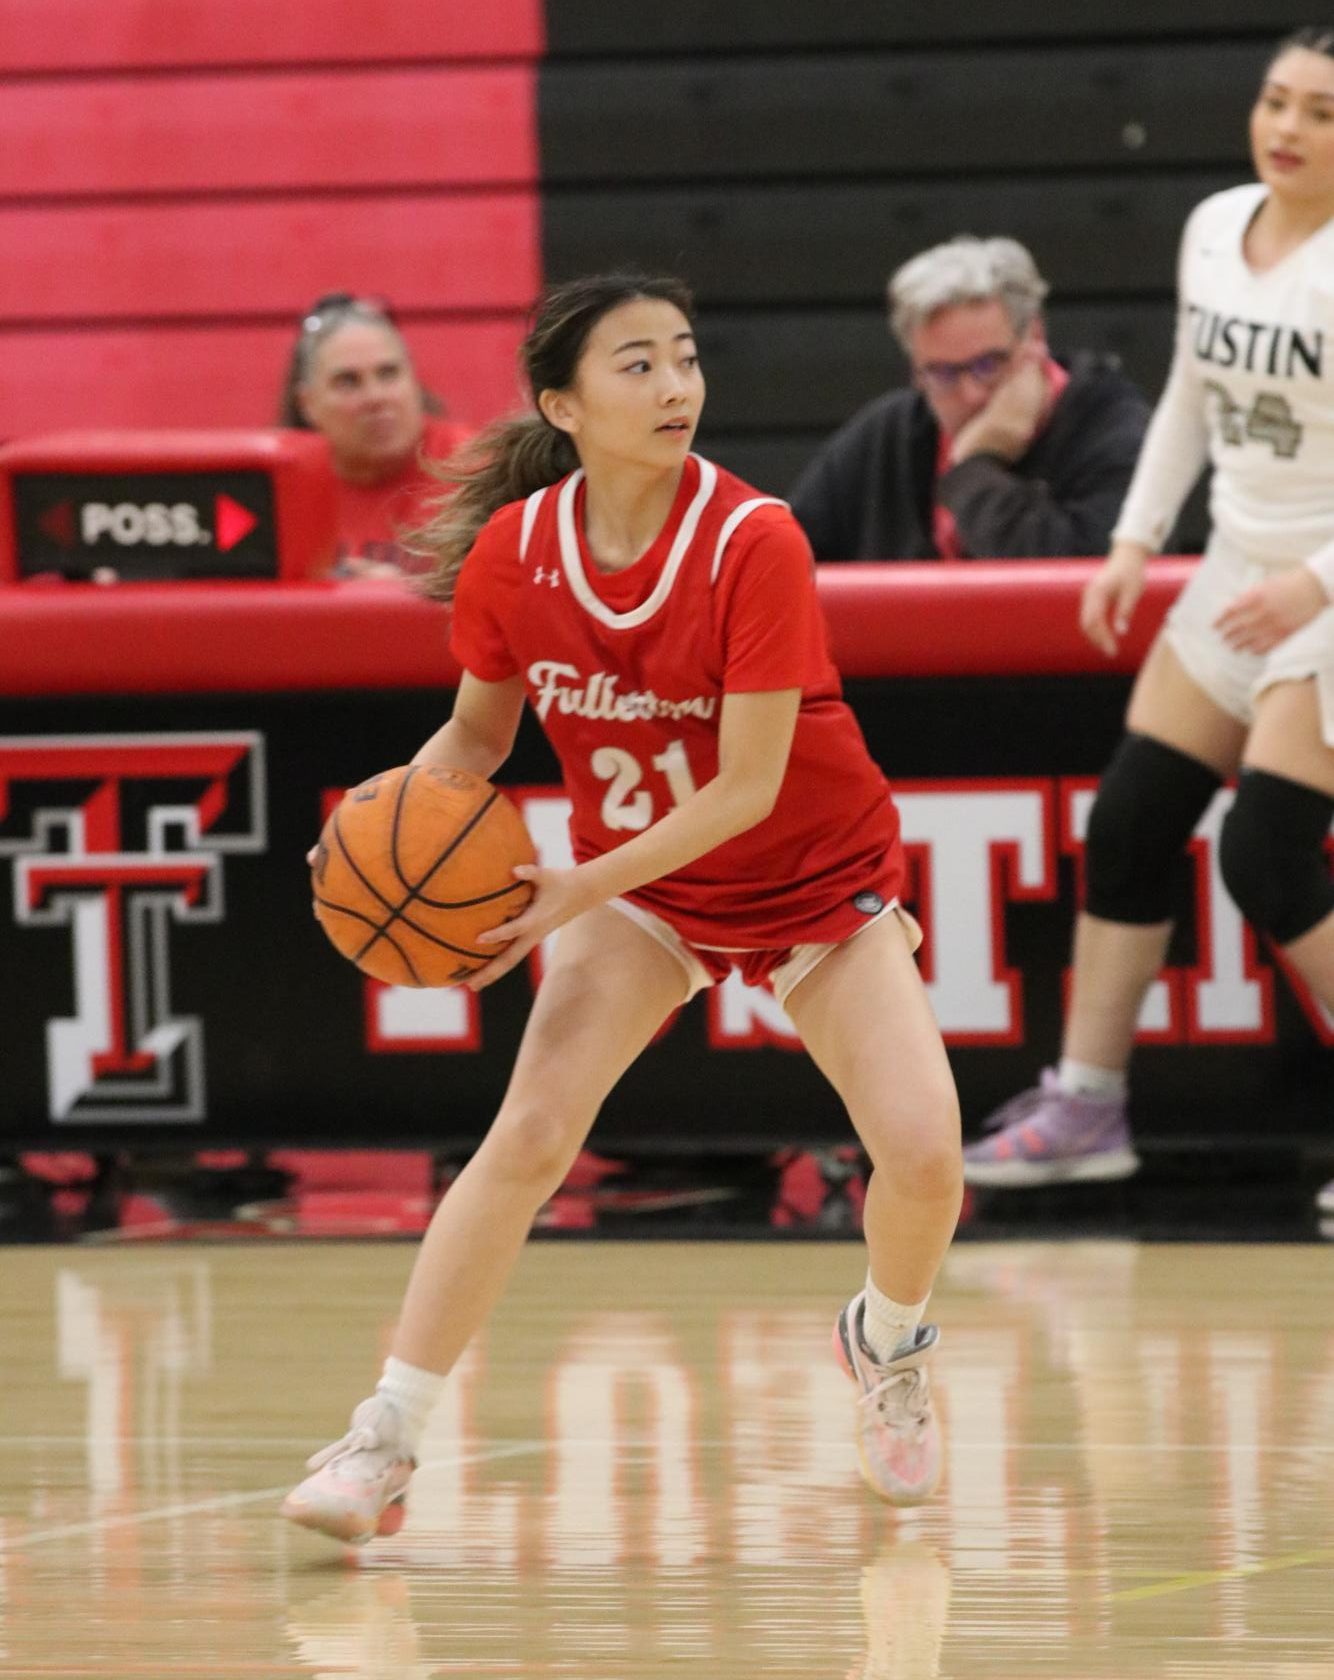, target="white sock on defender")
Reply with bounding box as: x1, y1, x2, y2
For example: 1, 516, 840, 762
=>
375, 1356, 447, 1457
861, 1274, 928, 1364
1057, 1058, 1128, 1099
